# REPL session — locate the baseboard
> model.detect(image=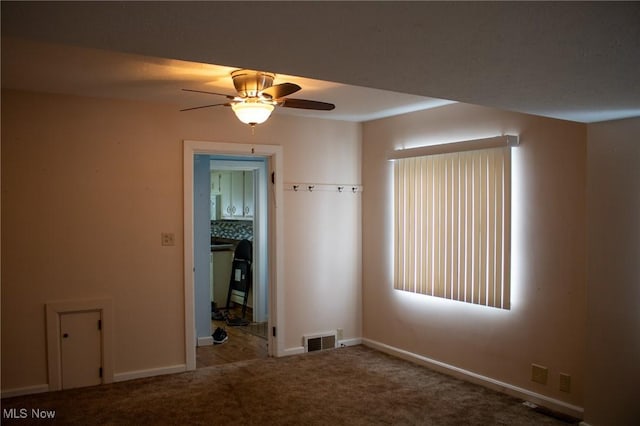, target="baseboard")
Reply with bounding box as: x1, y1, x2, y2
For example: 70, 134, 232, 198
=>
1, 384, 49, 399
280, 346, 305, 357
363, 338, 584, 420
113, 364, 187, 383
2, 364, 189, 397
197, 336, 213, 346
338, 337, 362, 347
